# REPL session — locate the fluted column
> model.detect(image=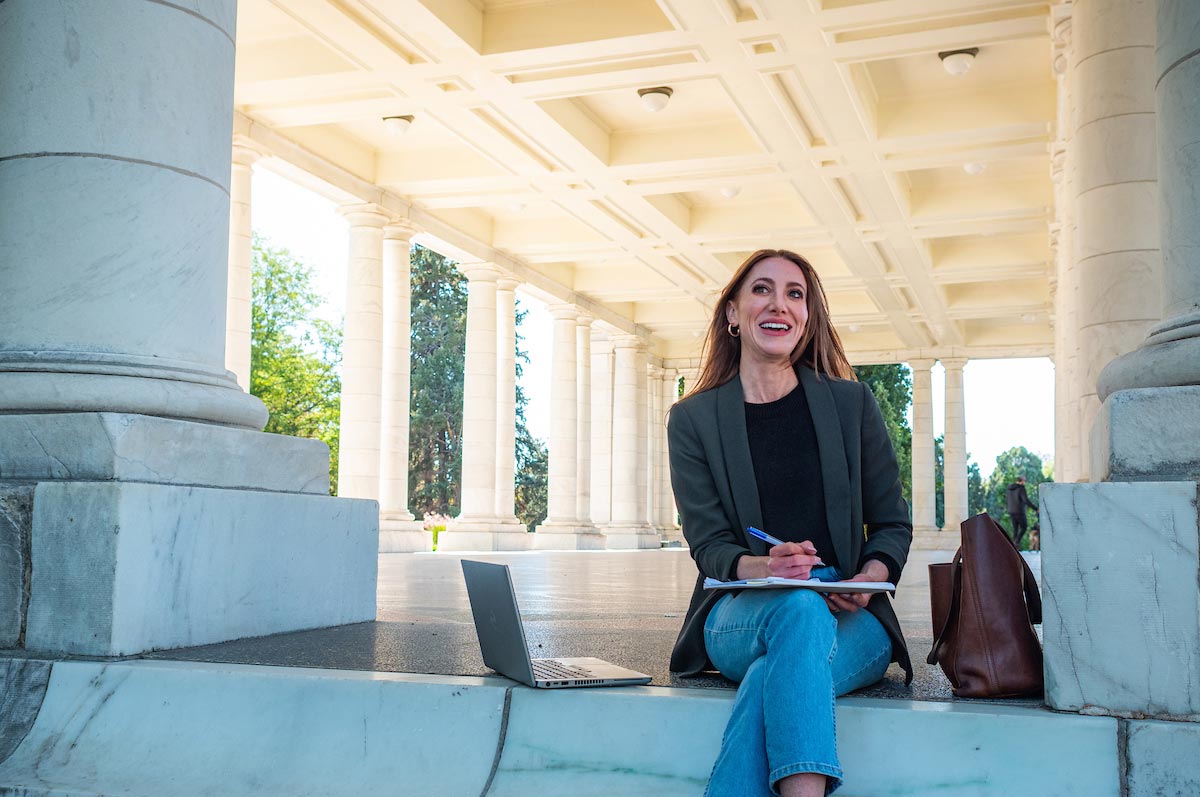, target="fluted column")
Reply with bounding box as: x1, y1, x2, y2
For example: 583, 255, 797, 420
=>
441, 264, 528, 550
575, 316, 595, 527
1069, 0, 1161, 480
493, 278, 522, 527
606, 336, 659, 548
941, 358, 969, 530
590, 336, 615, 527
377, 223, 428, 551
909, 359, 938, 535
336, 205, 389, 500
224, 139, 263, 391
535, 306, 602, 548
